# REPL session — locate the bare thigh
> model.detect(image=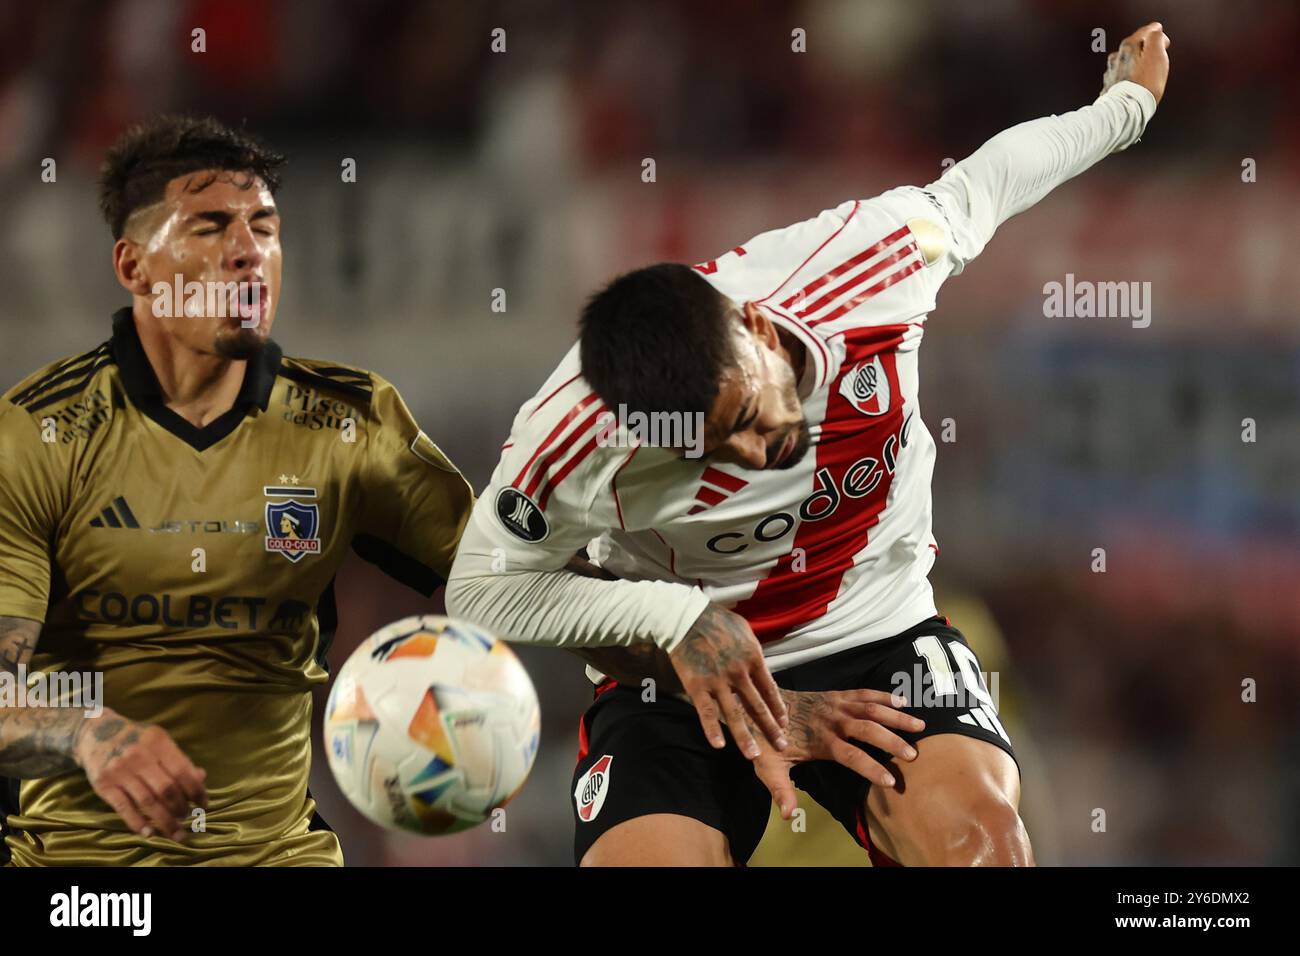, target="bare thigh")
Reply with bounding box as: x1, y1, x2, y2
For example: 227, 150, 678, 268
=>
865, 733, 1032, 866
580, 813, 734, 867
